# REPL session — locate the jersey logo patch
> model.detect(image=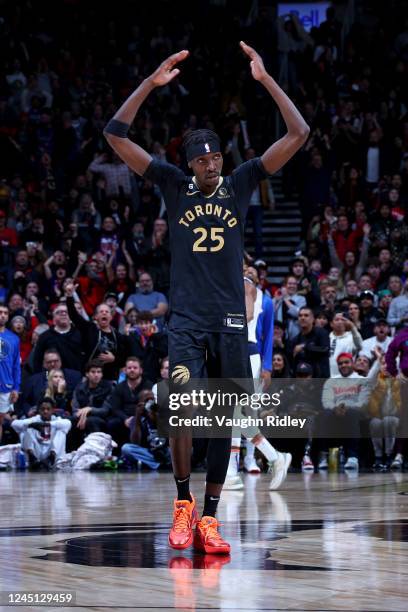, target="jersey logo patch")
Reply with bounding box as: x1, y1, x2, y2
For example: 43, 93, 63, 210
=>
217, 187, 230, 198
171, 365, 191, 385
